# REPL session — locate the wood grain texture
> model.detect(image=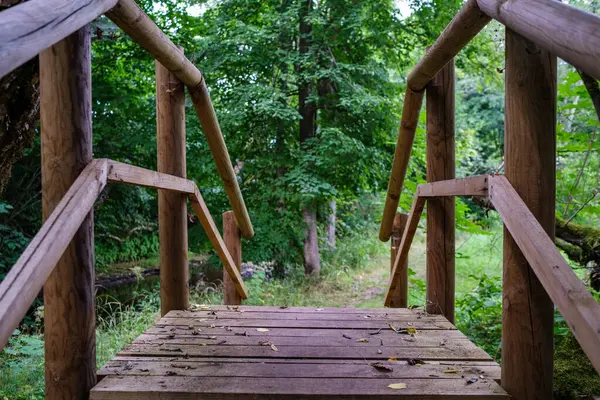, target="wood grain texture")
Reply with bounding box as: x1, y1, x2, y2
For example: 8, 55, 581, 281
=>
106, 0, 253, 239
390, 213, 409, 307
156, 56, 189, 315
477, 0, 600, 81
0, 160, 107, 351
489, 175, 600, 376
500, 28, 556, 400
0, 0, 117, 79
189, 188, 248, 299
380, 88, 425, 241
222, 211, 242, 305
425, 59, 456, 323
417, 176, 488, 198
385, 196, 426, 306
407, 0, 491, 91
39, 26, 97, 399
107, 160, 195, 194
92, 306, 507, 399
